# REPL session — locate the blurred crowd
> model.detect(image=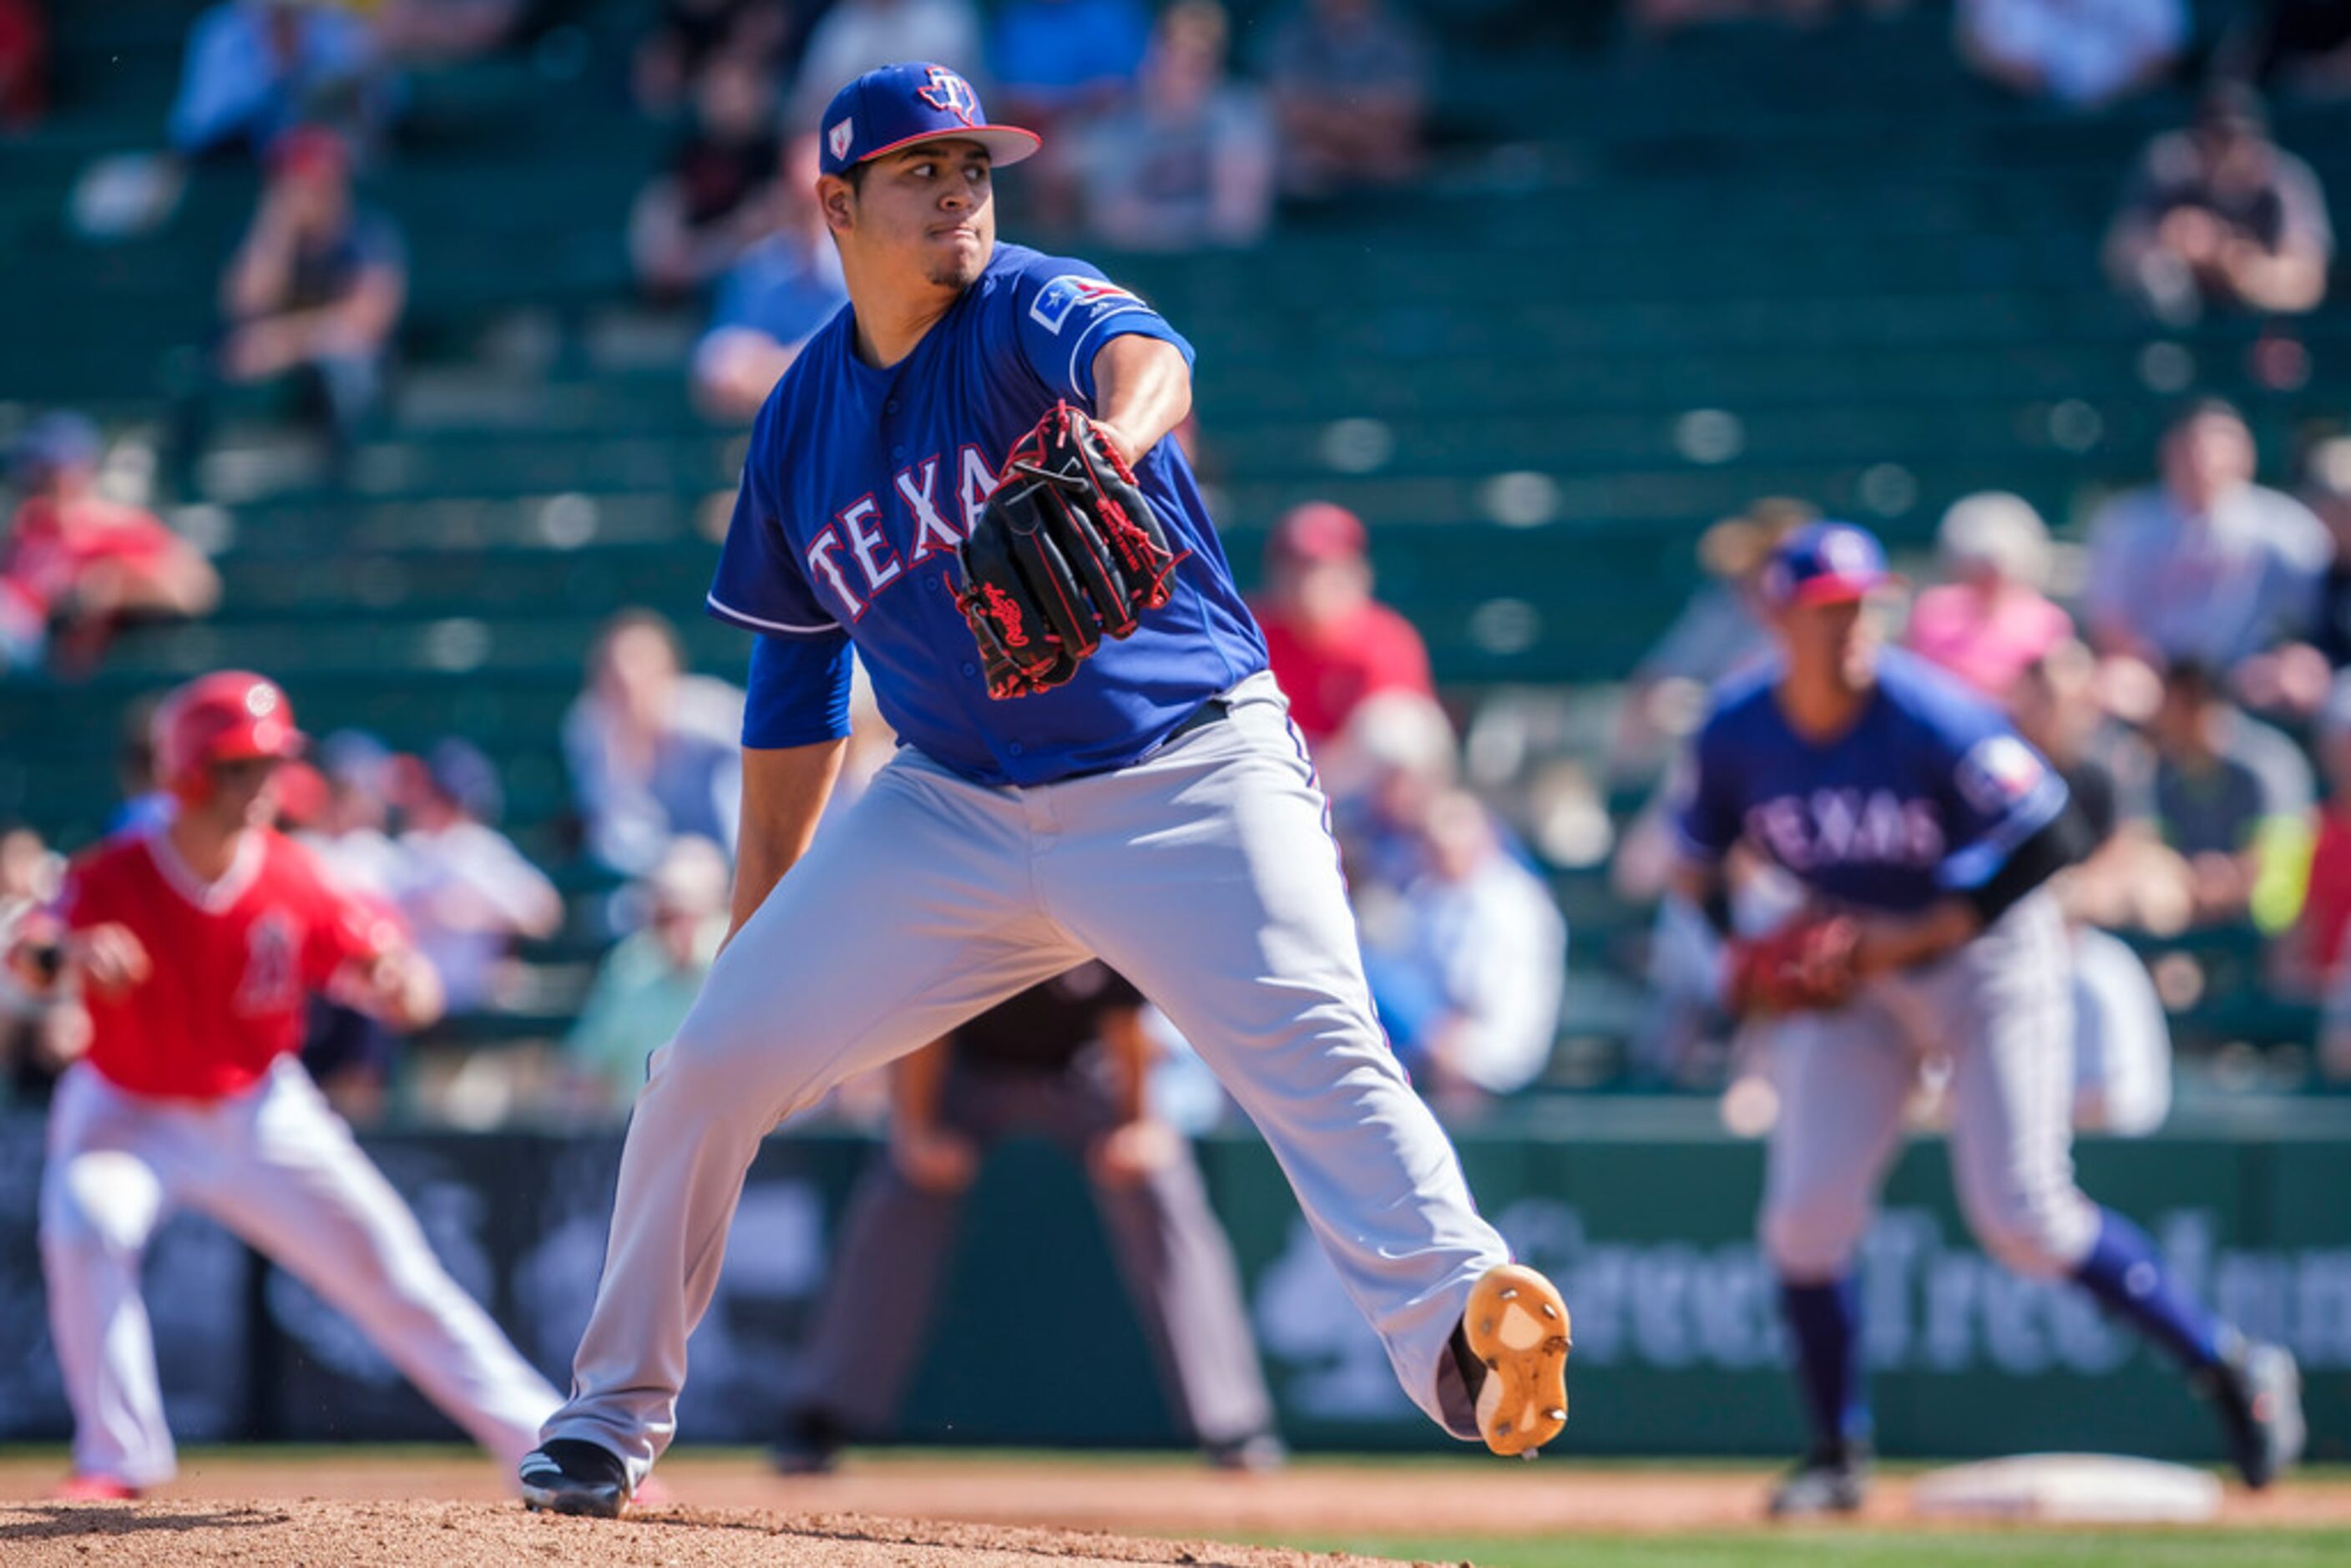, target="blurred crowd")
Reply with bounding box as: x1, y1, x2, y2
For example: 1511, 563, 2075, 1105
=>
3, 1, 2351, 1134
640, 0, 1432, 417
